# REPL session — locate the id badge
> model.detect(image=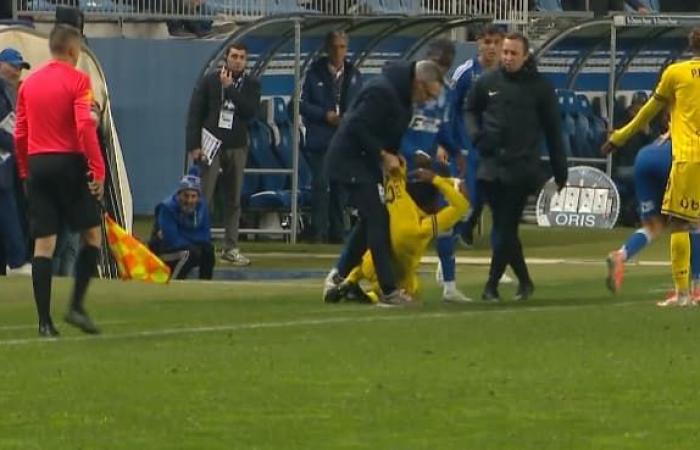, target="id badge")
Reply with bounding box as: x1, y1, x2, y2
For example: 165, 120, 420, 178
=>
218, 109, 234, 130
